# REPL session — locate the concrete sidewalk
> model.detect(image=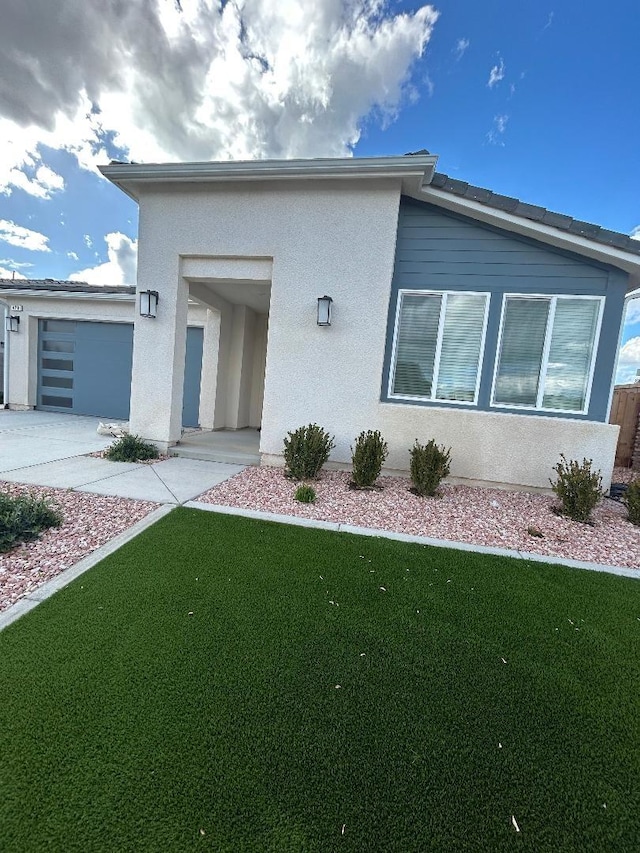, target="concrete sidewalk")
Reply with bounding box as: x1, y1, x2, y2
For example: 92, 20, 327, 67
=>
0, 411, 244, 503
